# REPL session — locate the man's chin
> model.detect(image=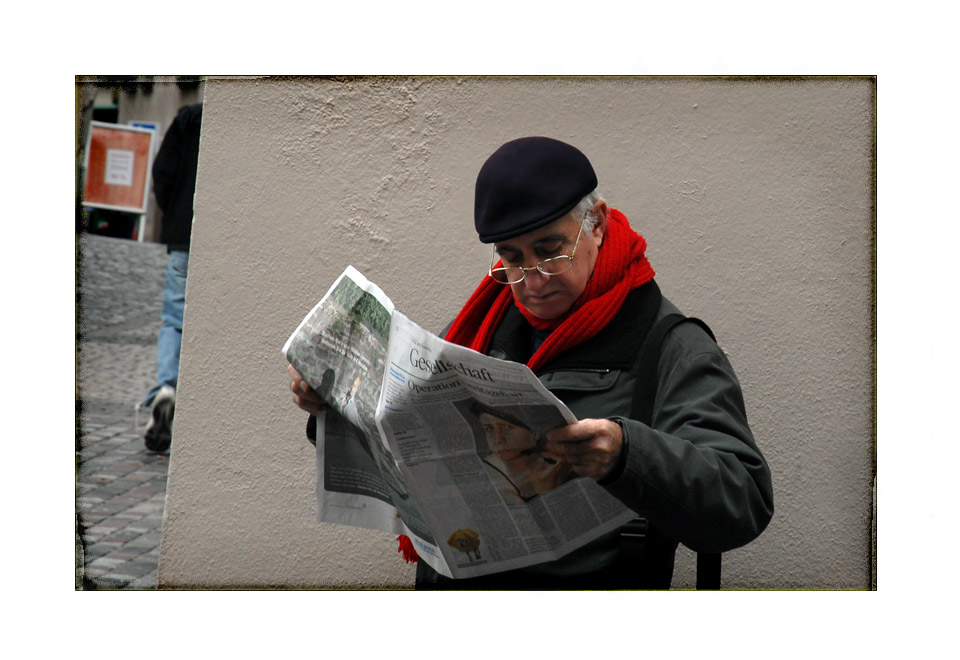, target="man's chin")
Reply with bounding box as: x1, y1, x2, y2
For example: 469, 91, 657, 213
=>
521, 295, 571, 320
